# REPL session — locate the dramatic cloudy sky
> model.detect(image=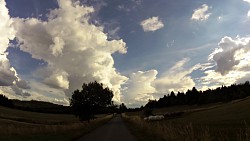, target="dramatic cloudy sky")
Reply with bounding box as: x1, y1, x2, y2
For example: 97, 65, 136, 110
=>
1, 0, 250, 107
